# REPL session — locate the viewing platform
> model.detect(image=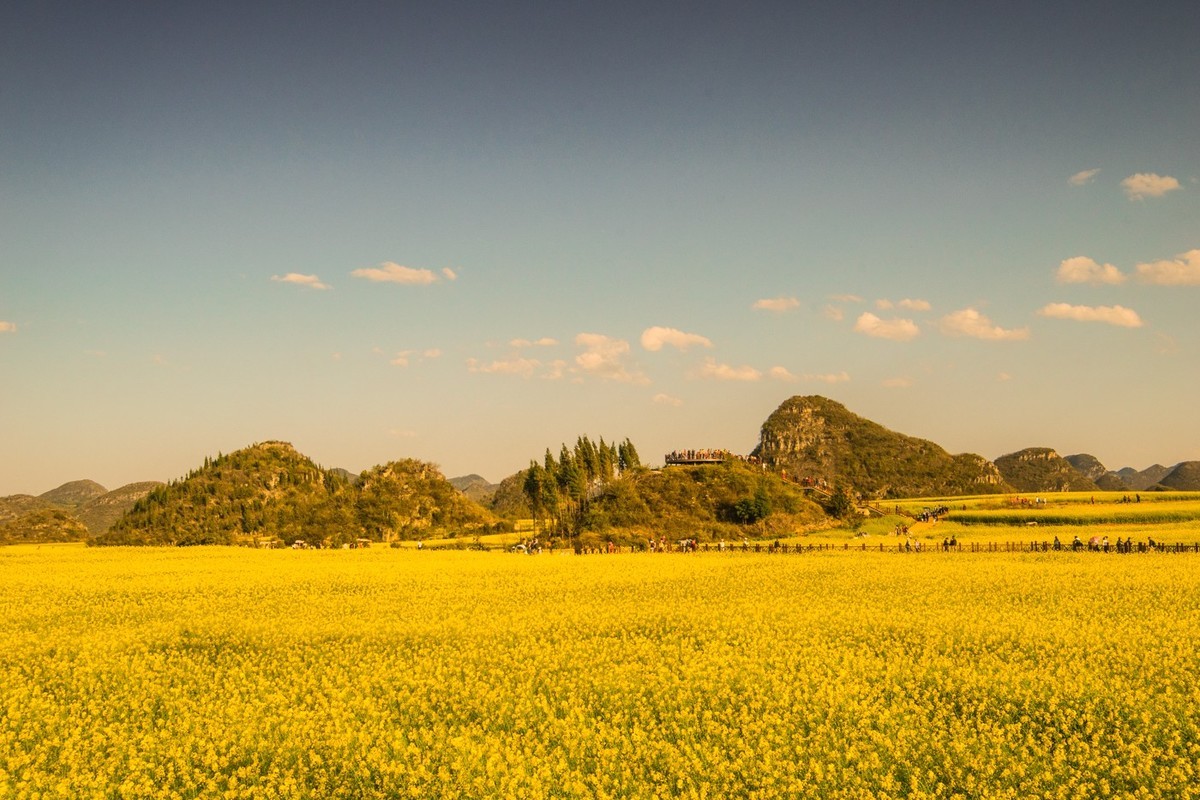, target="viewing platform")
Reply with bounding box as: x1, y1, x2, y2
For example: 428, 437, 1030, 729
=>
664, 449, 755, 466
